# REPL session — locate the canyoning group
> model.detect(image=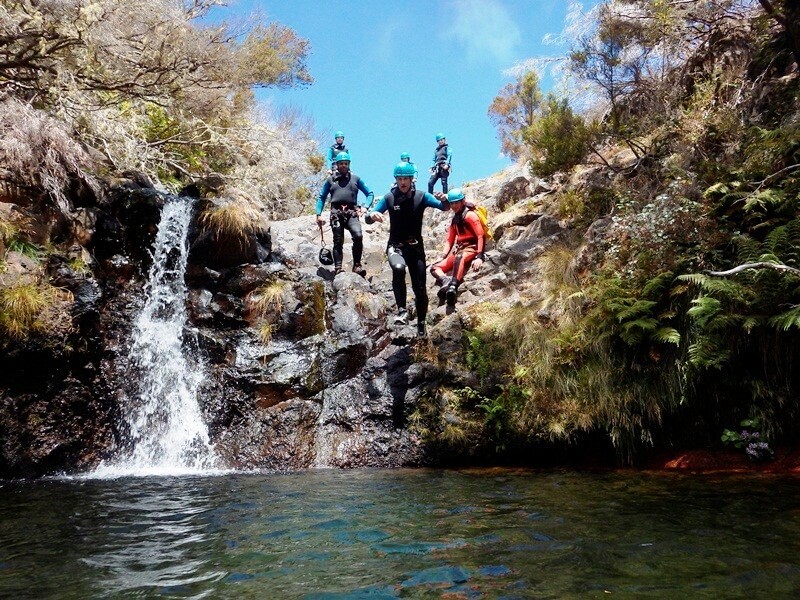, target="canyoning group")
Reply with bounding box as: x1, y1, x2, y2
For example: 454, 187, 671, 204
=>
315, 131, 487, 337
